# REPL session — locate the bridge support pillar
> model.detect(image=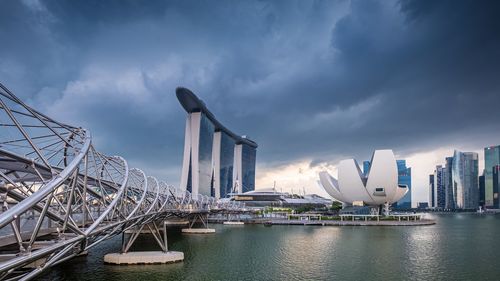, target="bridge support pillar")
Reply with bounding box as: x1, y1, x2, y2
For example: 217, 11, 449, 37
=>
104, 220, 184, 265
223, 212, 244, 225
225, 212, 242, 222
182, 213, 215, 234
